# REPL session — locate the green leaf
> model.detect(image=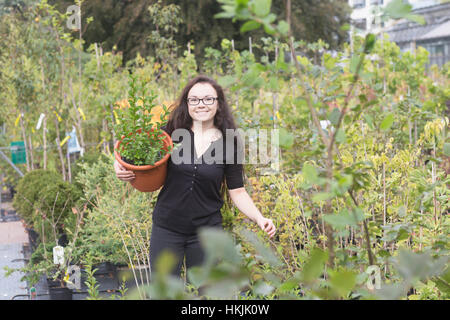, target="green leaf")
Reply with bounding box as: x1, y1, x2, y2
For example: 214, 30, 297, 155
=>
350, 54, 362, 75
329, 269, 357, 298
198, 227, 241, 265
382, 0, 426, 25
322, 208, 365, 230
363, 114, 374, 130
268, 77, 278, 90
406, 14, 426, 25
432, 267, 450, 294
443, 143, 450, 156
236, 0, 250, 7
279, 127, 294, 149
380, 113, 394, 131
312, 192, 333, 203
238, 228, 282, 267
302, 163, 319, 184
277, 20, 289, 36
187, 266, 207, 288
363, 33, 376, 54
251, 0, 271, 17
263, 23, 276, 35
253, 281, 274, 296
397, 206, 407, 218
240, 20, 261, 33
335, 128, 346, 144
214, 11, 235, 19
302, 248, 328, 283
391, 249, 448, 282
218, 75, 237, 88
155, 250, 177, 276
383, 0, 412, 19
329, 108, 341, 126
340, 23, 350, 31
